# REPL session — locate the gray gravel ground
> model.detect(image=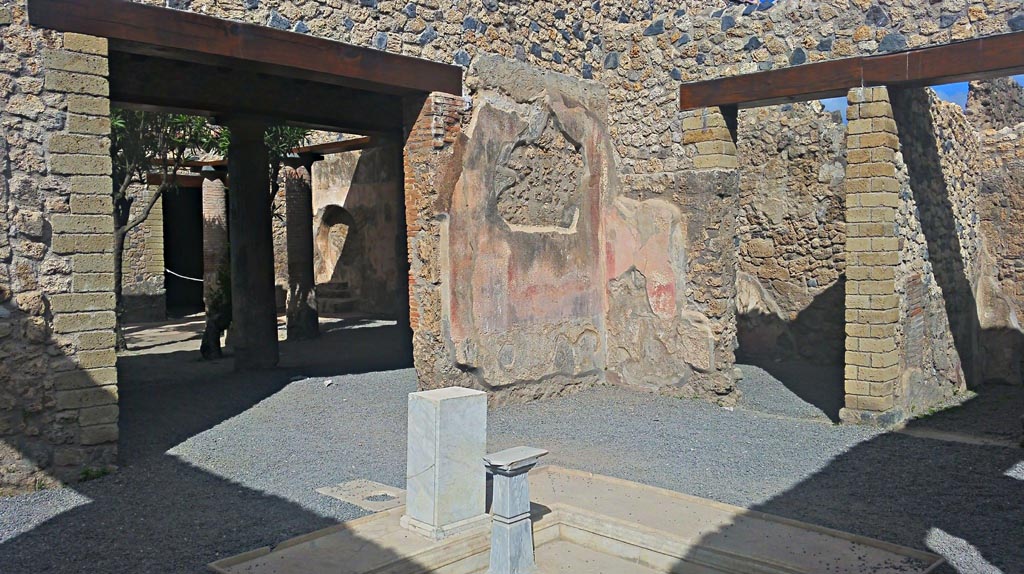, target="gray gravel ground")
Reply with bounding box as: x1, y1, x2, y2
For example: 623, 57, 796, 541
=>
0, 333, 1020, 573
